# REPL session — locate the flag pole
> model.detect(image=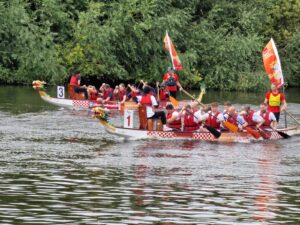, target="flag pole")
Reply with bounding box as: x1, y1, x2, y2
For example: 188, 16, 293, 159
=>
166, 31, 174, 70
283, 85, 287, 128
